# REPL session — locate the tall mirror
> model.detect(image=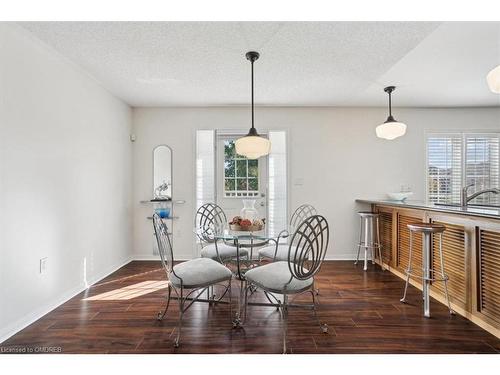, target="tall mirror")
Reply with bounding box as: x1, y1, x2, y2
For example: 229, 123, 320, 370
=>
153, 145, 172, 200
